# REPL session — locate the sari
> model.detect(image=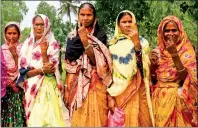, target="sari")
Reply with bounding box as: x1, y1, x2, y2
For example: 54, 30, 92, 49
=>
65, 21, 112, 127
17, 14, 64, 127
107, 10, 154, 127
152, 15, 198, 127
1, 22, 26, 127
